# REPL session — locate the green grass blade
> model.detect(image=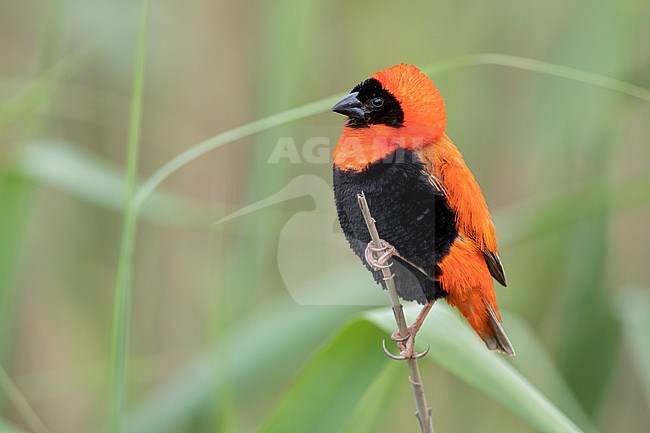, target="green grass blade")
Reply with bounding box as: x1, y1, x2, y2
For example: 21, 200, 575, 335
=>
0, 418, 25, 433
0, 364, 50, 433
0, 3, 141, 133
424, 53, 650, 102
132, 91, 346, 211
107, 2, 149, 432
616, 287, 650, 409
124, 302, 359, 433
16, 139, 215, 226
256, 320, 389, 433
366, 305, 585, 433
0, 36, 97, 133
337, 363, 404, 433
503, 314, 596, 432
494, 173, 650, 245
135, 54, 648, 209
0, 172, 32, 364
256, 307, 587, 433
